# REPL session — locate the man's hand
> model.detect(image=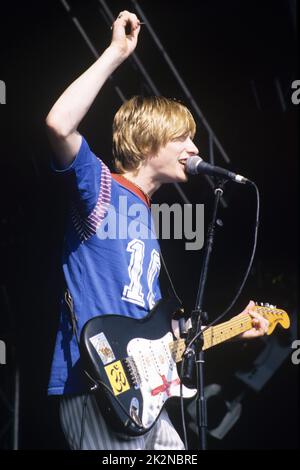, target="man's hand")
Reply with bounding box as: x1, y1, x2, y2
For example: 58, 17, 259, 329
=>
110, 11, 141, 59
45, 10, 142, 166
238, 300, 269, 339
